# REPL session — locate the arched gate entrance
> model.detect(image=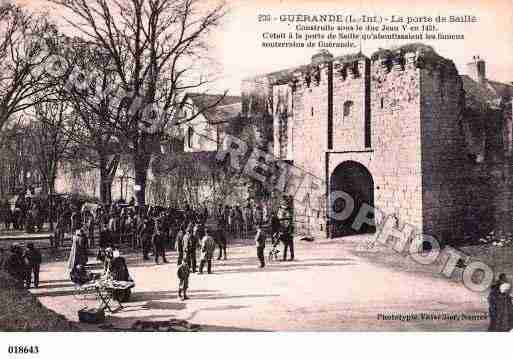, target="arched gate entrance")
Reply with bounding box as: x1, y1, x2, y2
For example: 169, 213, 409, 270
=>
328, 161, 375, 238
